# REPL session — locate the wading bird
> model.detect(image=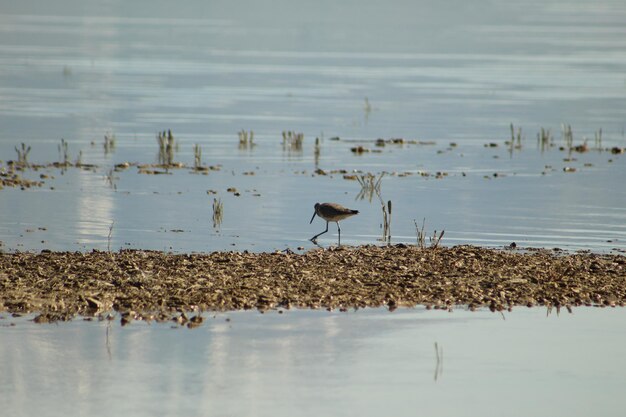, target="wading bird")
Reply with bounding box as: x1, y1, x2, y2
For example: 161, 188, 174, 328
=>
309, 202, 359, 245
